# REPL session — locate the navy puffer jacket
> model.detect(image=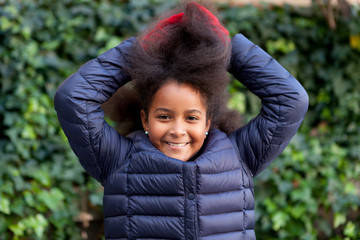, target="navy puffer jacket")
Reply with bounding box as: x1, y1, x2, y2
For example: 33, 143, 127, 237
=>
54, 34, 309, 240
